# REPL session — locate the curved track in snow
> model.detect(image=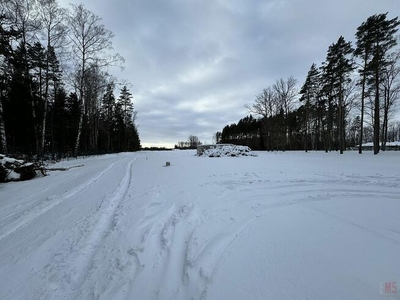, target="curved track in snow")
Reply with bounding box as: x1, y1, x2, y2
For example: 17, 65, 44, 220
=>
0, 162, 116, 242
